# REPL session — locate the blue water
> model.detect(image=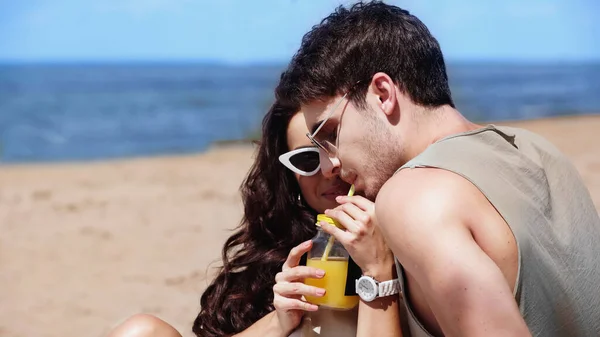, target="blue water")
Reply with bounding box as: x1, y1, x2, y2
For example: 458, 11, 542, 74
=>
0, 62, 599, 163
